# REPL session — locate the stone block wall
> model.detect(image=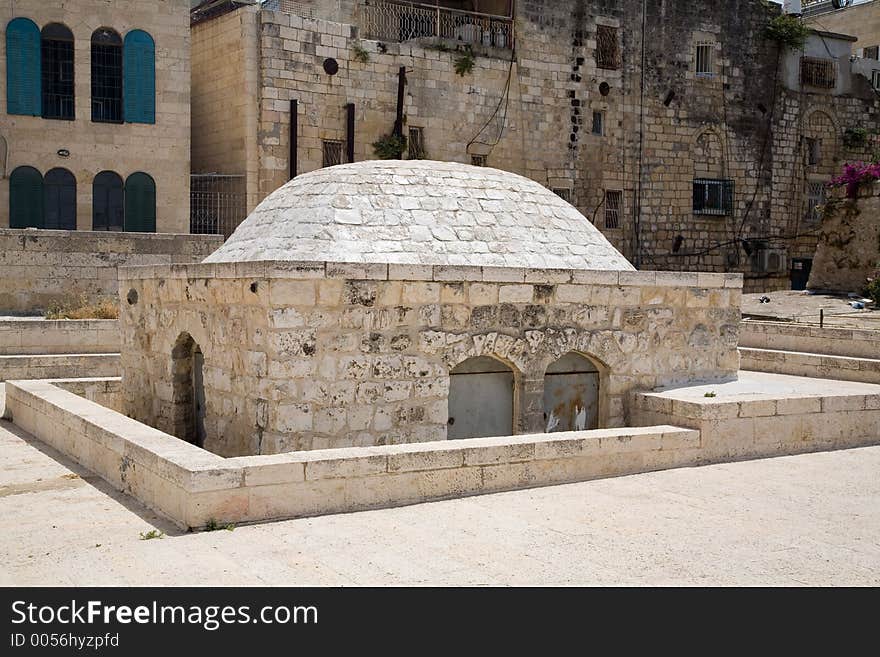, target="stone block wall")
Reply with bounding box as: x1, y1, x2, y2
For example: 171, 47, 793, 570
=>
739, 320, 880, 359
0, 229, 222, 313
0, 0, 191, 233
120, 261, 742, 457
